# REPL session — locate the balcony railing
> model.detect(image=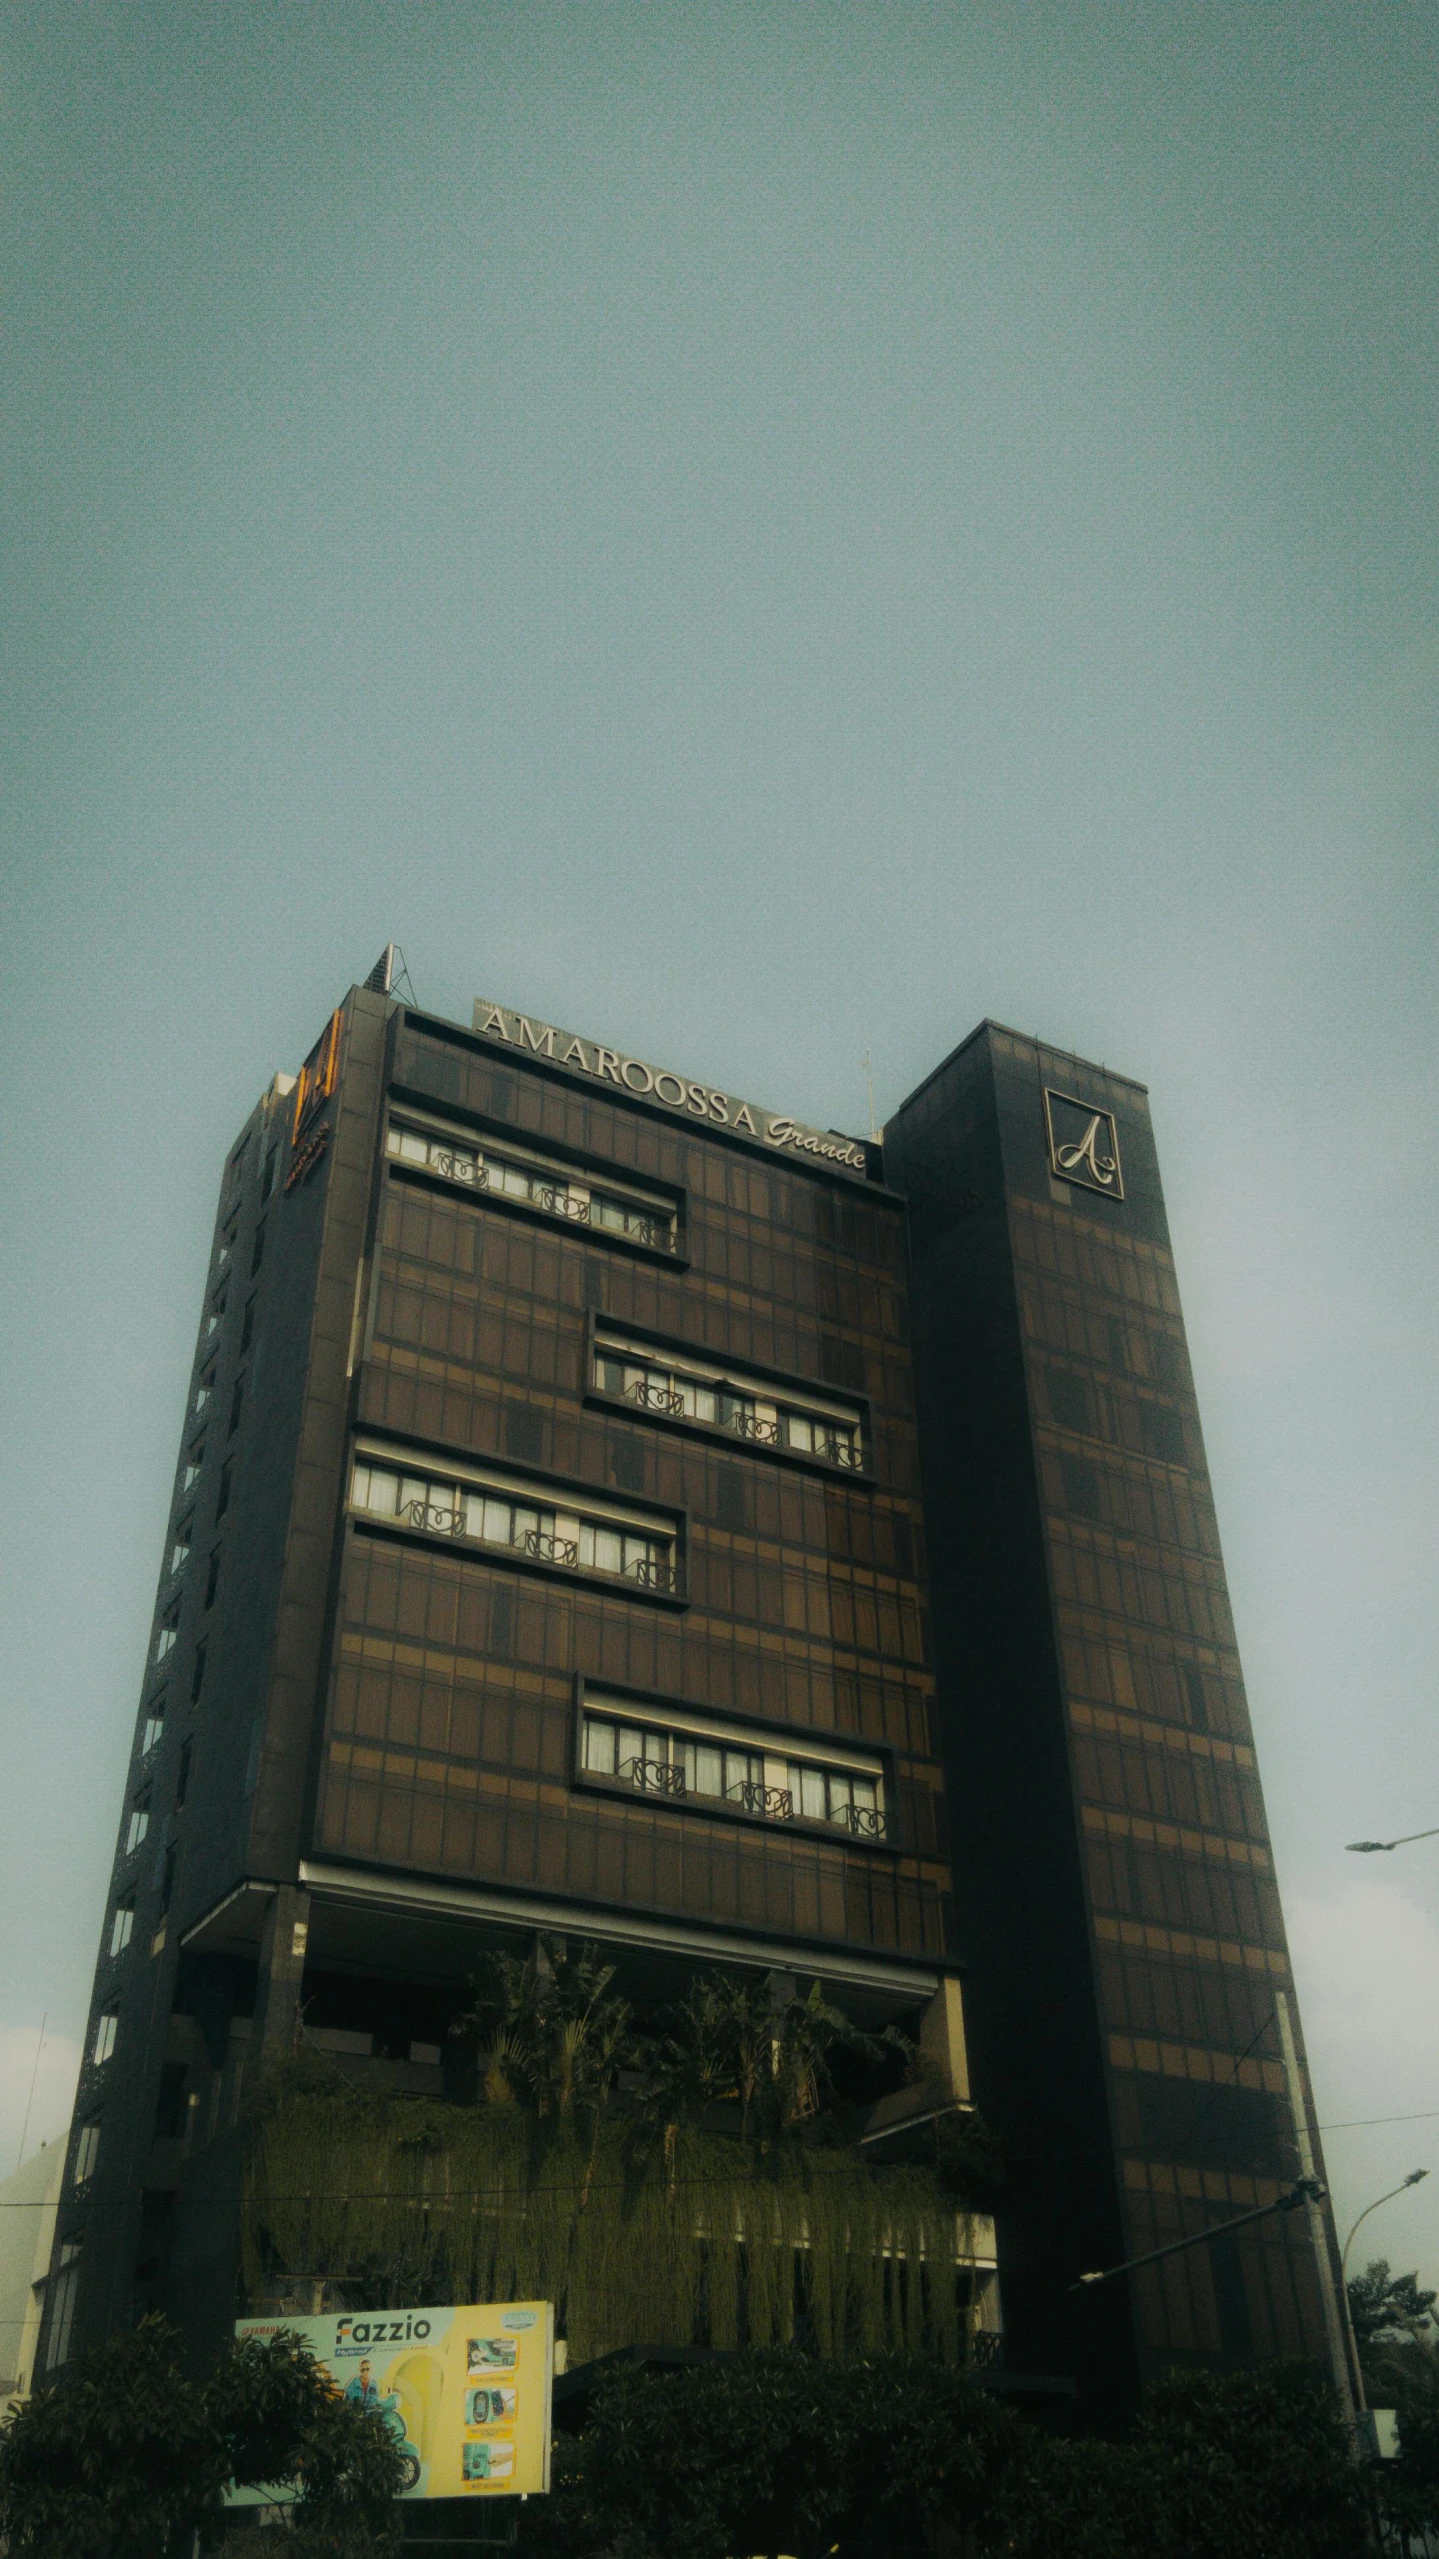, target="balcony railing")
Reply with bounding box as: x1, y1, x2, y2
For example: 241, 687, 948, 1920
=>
730, 1781, 794, 1821
522, 1528, 580, 1568
414, 1144, 673, 1250
430, 1148, 487, 1188
834, 1802, 886, 1839
394, 1499, 676, 1594
727, 1409, 780, 1446
628, 1378, 686, 1418
402, 1497, 465, 1537
622, 1757, 686, 1797
612, 1375, 861, 1470
625, 1554, 677, 1593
